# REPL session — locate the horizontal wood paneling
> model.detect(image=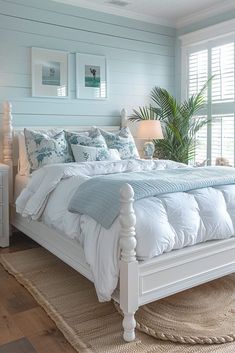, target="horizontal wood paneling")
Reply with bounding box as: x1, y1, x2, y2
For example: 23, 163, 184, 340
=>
3, 0, 175, 37
0, 0, 175, 148
0, 2, 175, 46
0, 17, 174, 56
7, 114, 121, 128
